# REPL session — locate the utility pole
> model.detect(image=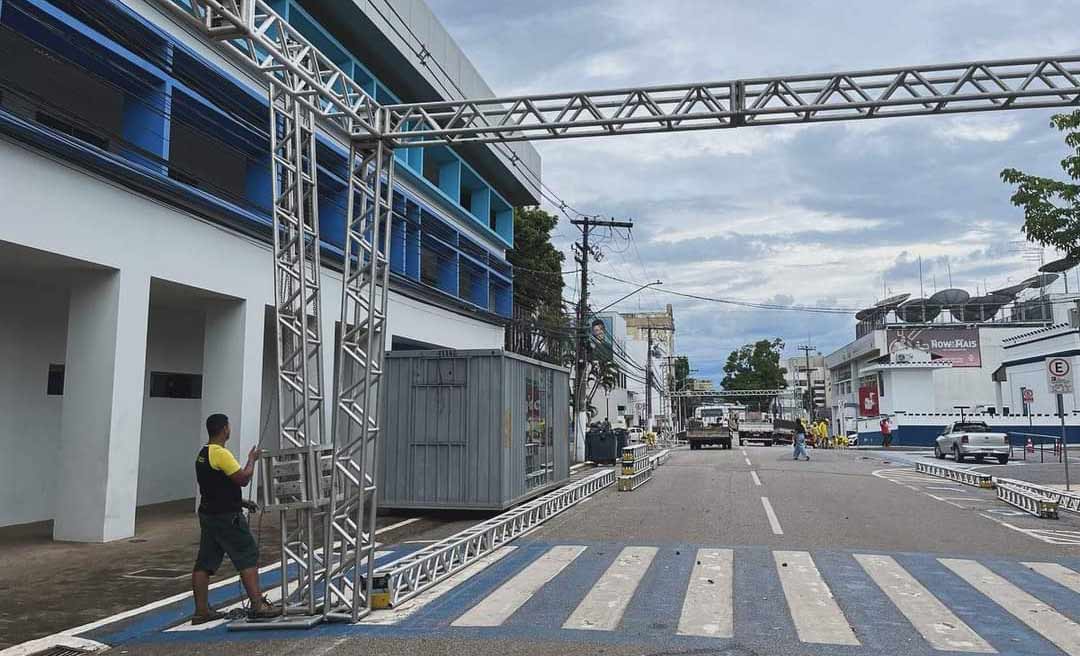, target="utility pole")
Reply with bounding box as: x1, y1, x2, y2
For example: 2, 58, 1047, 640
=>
571, 215, 633, 459
646, 326, 653, 430
798, 344, 816, 417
